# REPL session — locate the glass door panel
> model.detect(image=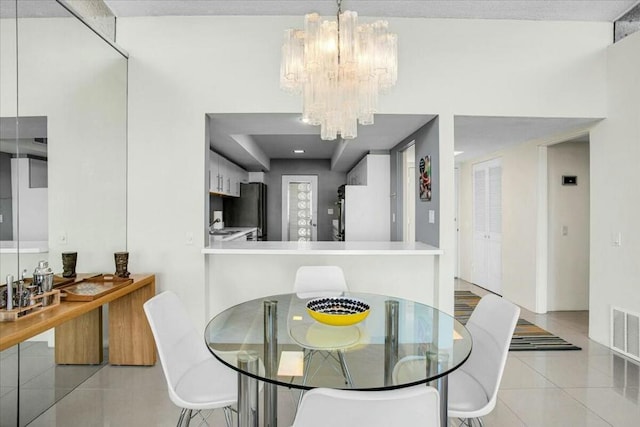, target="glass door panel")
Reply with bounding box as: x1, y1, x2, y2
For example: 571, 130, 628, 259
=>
282, 175, 318, 241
